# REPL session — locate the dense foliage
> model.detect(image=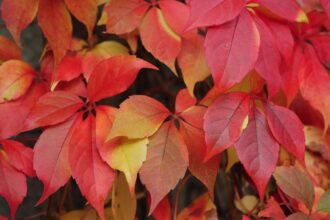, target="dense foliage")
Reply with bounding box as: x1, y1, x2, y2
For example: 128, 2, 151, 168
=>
0, 0, 329, 219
